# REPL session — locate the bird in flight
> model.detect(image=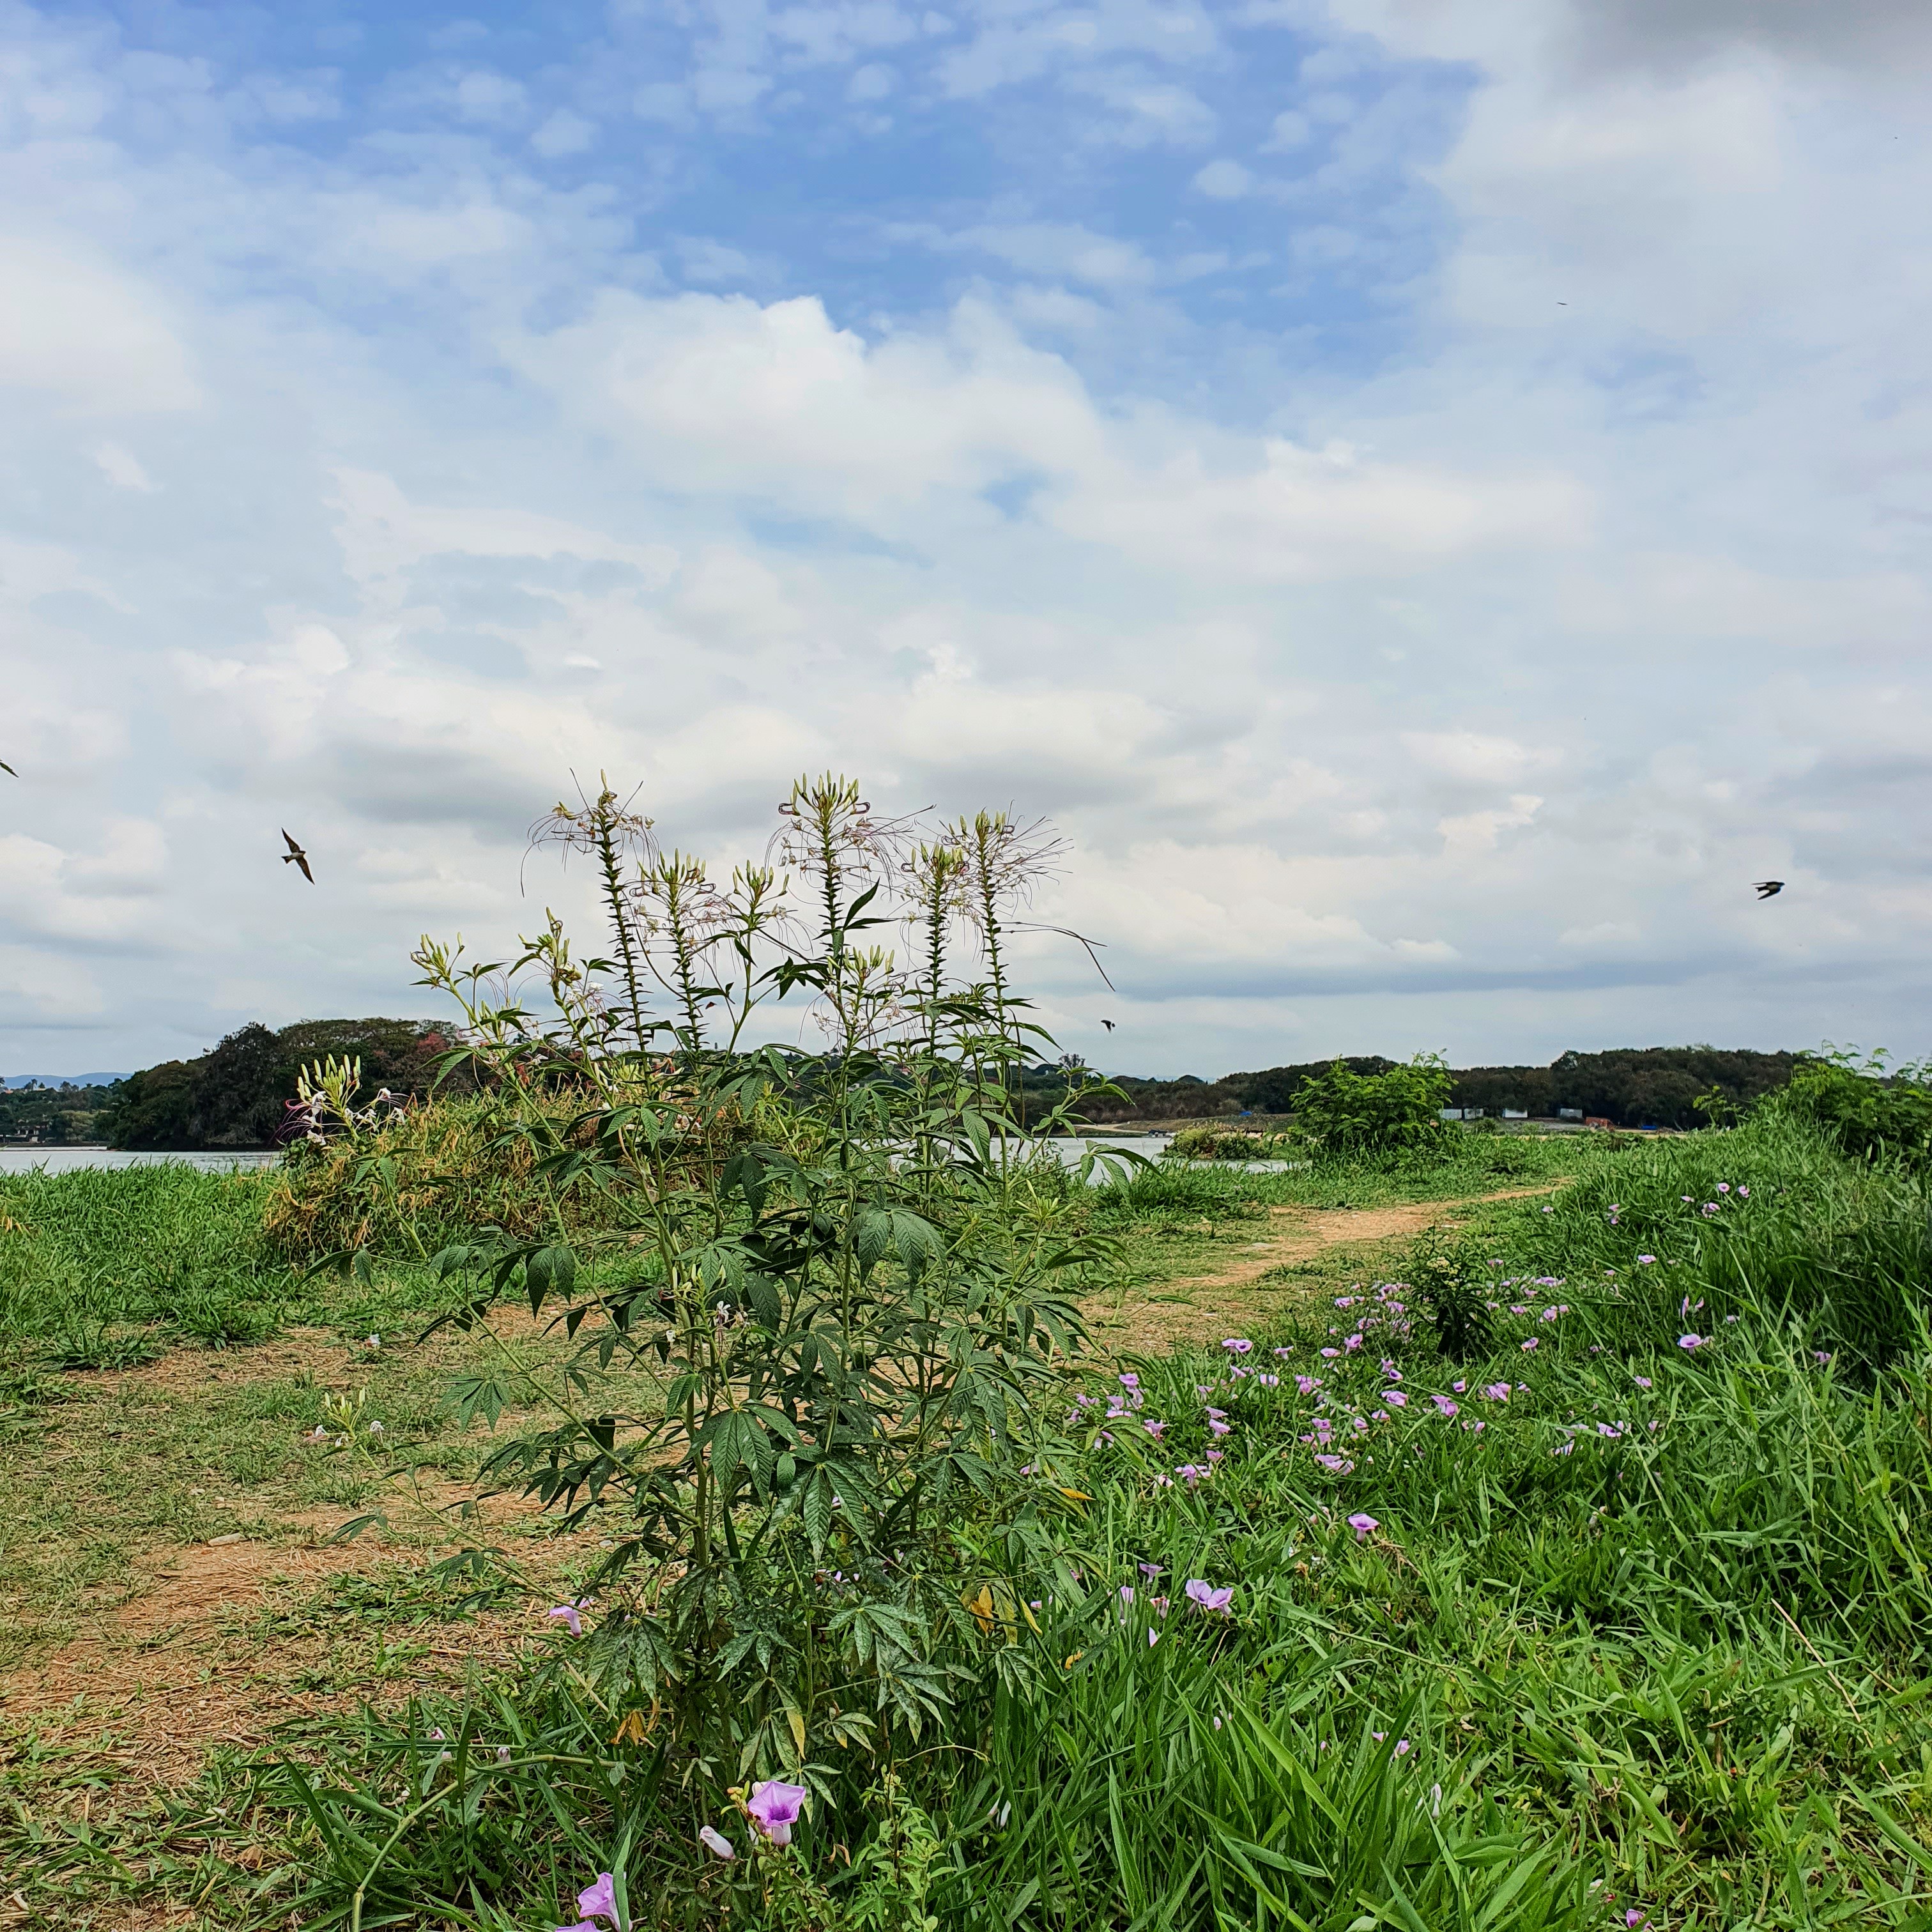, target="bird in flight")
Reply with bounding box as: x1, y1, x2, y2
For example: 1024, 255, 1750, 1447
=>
0, 760, 15, 776
282, 830, 315, 884
1101, 1018, 1116, 1032
1754, 880, 1784, 900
